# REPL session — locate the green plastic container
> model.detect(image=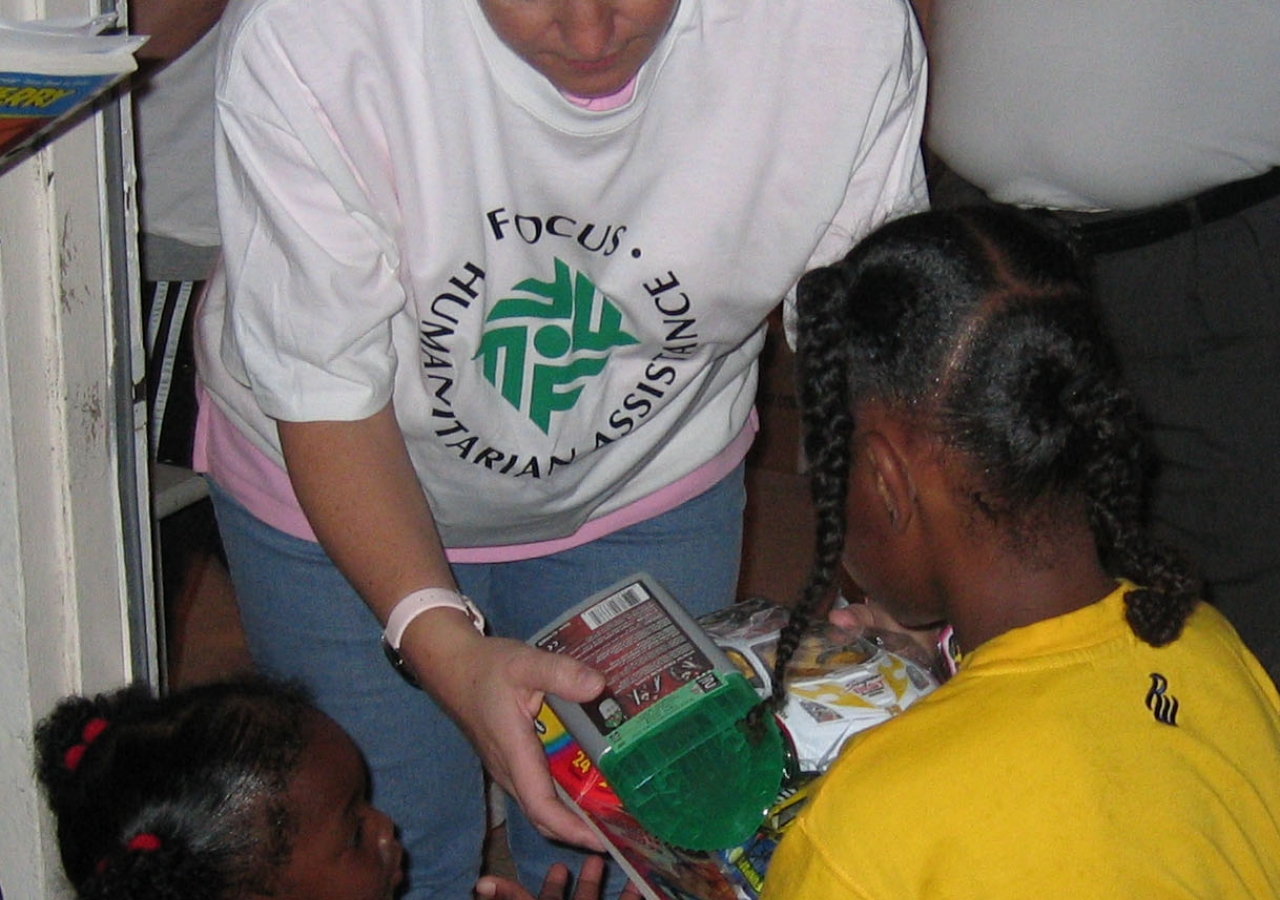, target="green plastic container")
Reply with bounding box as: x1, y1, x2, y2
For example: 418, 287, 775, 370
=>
531, 573, 785, 850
